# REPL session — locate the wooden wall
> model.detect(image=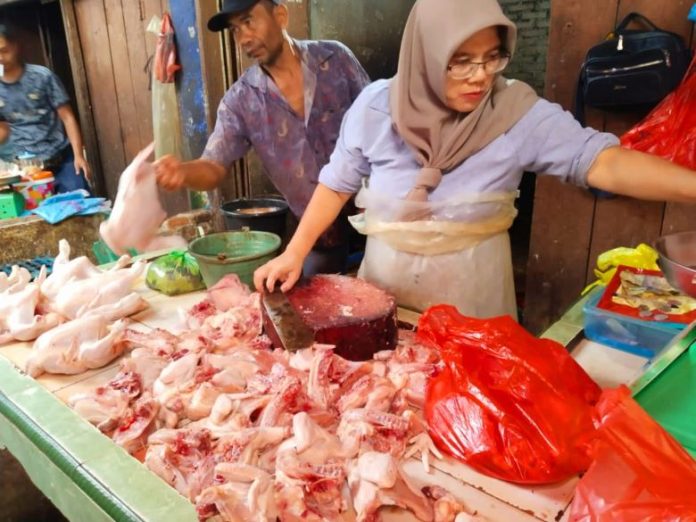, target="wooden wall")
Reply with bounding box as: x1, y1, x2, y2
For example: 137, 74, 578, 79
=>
525, 0, 695, 334
67, 0, 188, 213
